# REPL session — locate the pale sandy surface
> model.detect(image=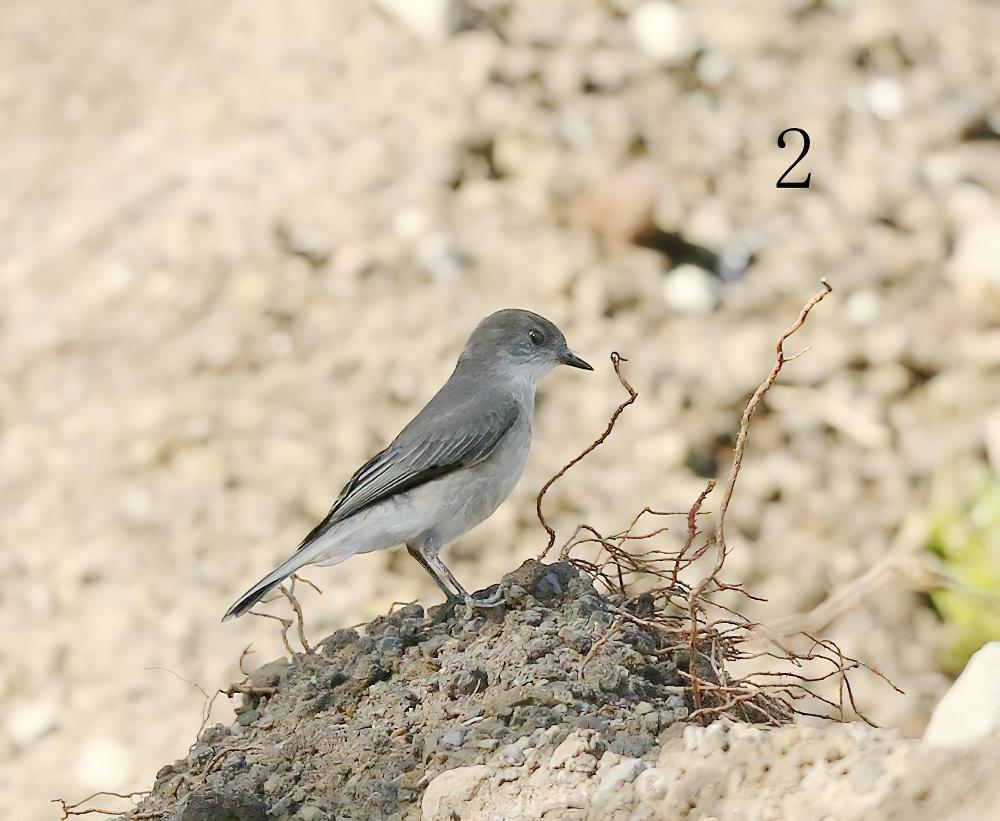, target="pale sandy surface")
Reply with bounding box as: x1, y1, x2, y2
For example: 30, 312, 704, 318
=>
1, 0, 999, 817
422, 723, 1000, 820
